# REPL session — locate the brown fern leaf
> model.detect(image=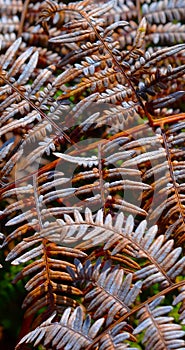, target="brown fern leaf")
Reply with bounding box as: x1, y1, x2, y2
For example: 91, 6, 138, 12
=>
1, 0, 185, 349
134, 296, 185, 349
16, 307, 105, 350
41, 208, 185, 289
68, 258, 142, 326
16, 306, 137, 350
